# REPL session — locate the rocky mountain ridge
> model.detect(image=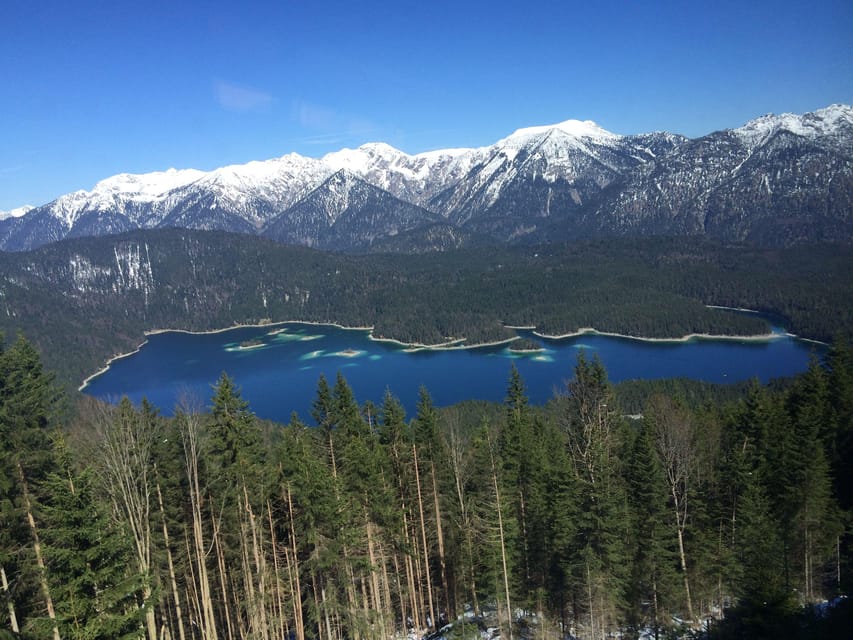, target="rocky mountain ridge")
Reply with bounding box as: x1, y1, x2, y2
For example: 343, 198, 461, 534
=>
2, 105, 850, 251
